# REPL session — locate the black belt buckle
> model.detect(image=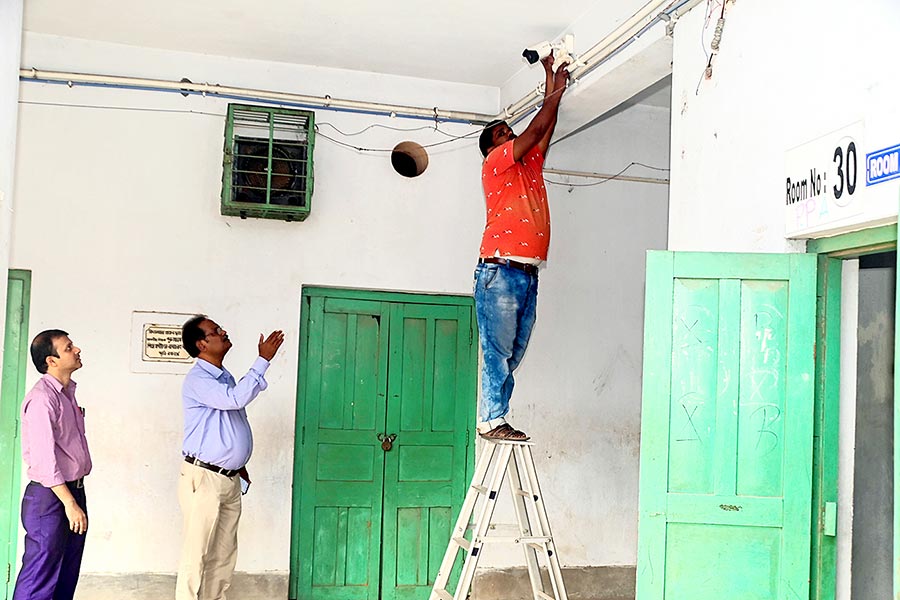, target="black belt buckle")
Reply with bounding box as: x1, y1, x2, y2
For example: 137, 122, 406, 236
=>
185, 455, 239, 478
